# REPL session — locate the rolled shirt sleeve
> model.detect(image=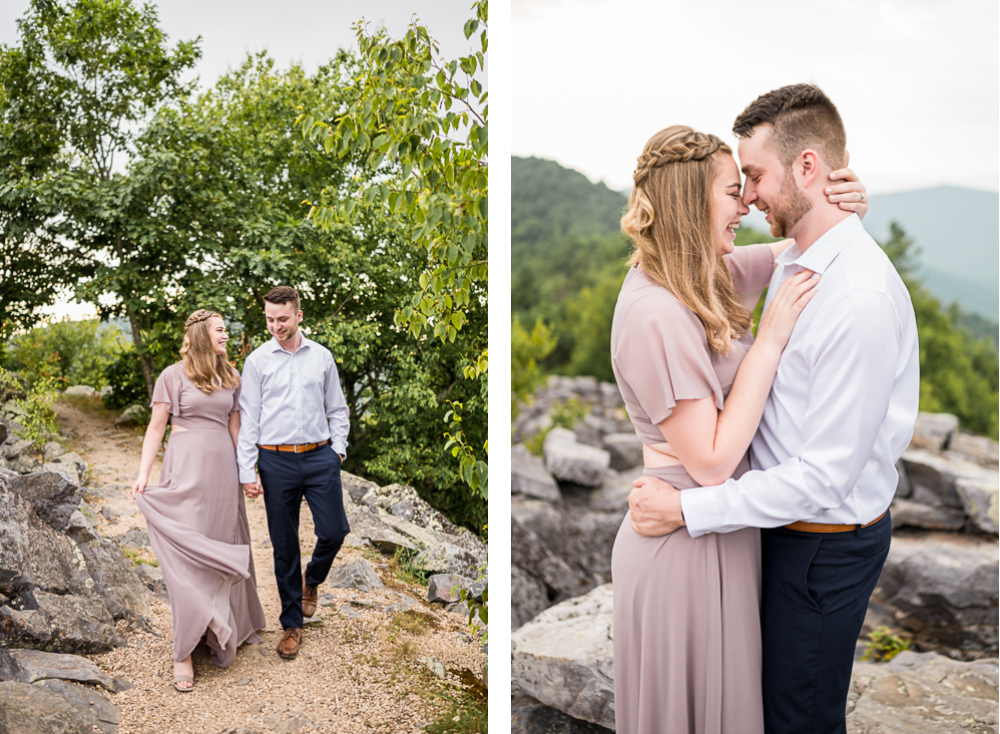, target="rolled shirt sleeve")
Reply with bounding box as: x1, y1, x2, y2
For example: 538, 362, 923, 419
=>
681, 289, 903, 537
